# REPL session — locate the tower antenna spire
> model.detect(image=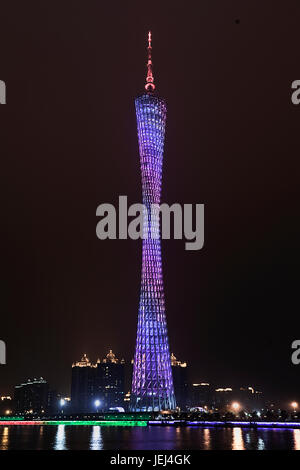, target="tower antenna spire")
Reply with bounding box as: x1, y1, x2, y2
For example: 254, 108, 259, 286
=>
145, 31, 155, 92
